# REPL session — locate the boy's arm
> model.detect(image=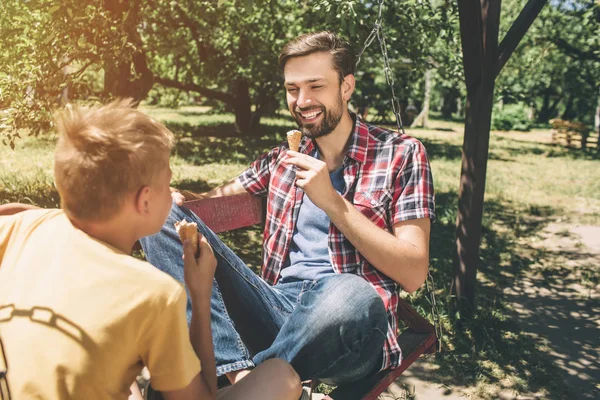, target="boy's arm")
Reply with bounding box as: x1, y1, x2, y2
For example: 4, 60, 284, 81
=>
160, 232, 218, 400
182, 234, 218, 396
